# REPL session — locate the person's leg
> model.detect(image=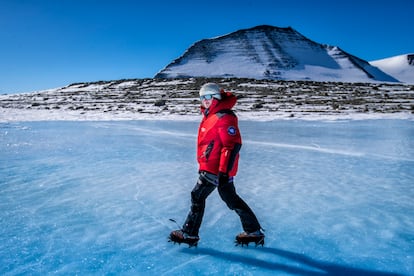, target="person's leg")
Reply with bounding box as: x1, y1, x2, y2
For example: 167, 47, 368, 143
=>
218, 180, 261, 233
182, 175, 216, 236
